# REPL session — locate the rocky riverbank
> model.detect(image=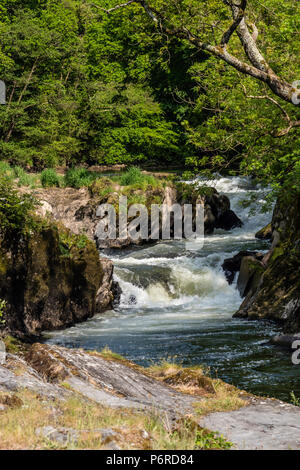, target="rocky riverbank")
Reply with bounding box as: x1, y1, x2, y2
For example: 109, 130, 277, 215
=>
23, 178, 243, 249
1, 338, 300, 450
229, 192, 300, 332
0, 221, 119, 339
